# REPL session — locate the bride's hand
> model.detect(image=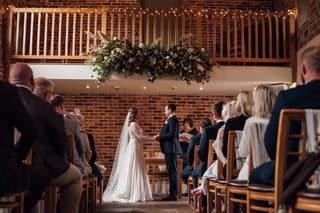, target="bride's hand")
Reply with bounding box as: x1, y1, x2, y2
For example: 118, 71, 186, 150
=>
154, 134, 160, 140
